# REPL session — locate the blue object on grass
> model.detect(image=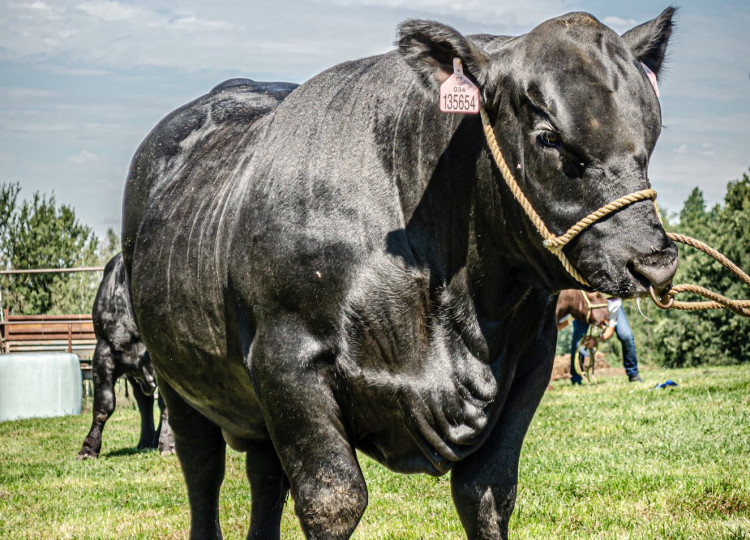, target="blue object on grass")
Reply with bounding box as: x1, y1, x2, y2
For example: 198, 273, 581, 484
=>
653, 379, 678, 389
